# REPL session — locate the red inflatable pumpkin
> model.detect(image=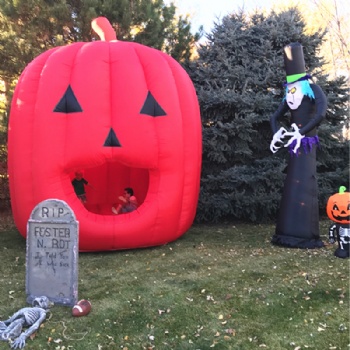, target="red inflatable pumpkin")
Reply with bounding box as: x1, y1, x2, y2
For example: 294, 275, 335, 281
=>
326, 186, 350, 224
8, 17, 202, 251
